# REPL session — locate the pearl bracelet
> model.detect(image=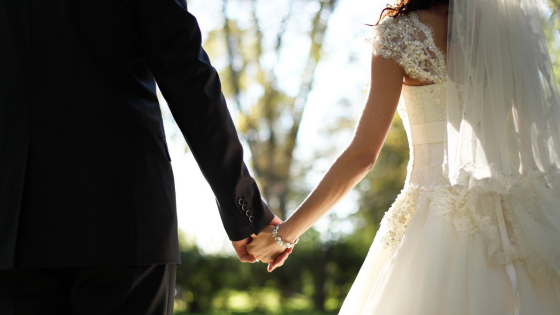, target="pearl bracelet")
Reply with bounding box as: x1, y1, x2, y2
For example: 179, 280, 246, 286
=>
272, 224, 299, 249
